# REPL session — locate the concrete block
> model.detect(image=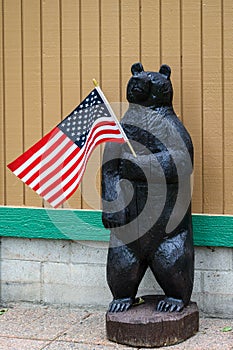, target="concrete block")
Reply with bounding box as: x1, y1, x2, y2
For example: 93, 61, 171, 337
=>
232, 248, 233, 268
202, 294, 233, 318
0, 237, 232, 318
70, 264, 106, 288
195, 247, 232, 271
1, 260, 41, 283
191, 271, 204, 312
43, 262, 107, 288
1, 237, 71, 263
1, 282, 41, 302
42, 284, 111, 306
203, 271, 233, 294
42, 284, 77, 305
193, 270, 203, 294
190, 293, 204, 312
138, 268, 162, 292
74, 286, 111, 306
43, 262, 70, 284
70, 241, 108, 264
